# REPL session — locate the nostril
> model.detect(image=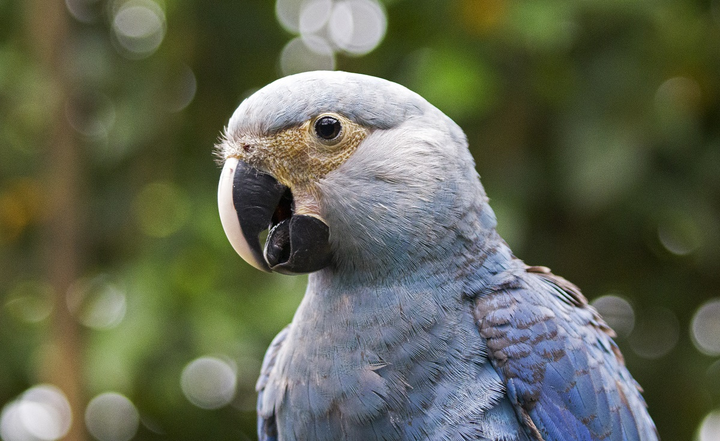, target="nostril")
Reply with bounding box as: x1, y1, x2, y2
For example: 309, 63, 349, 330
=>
242, 144, 252, 152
